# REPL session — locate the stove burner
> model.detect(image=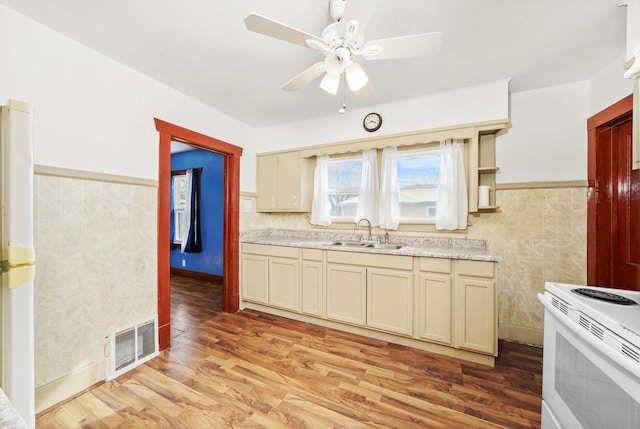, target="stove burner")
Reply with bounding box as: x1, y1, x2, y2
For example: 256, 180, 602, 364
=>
571, 288, 638, 306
